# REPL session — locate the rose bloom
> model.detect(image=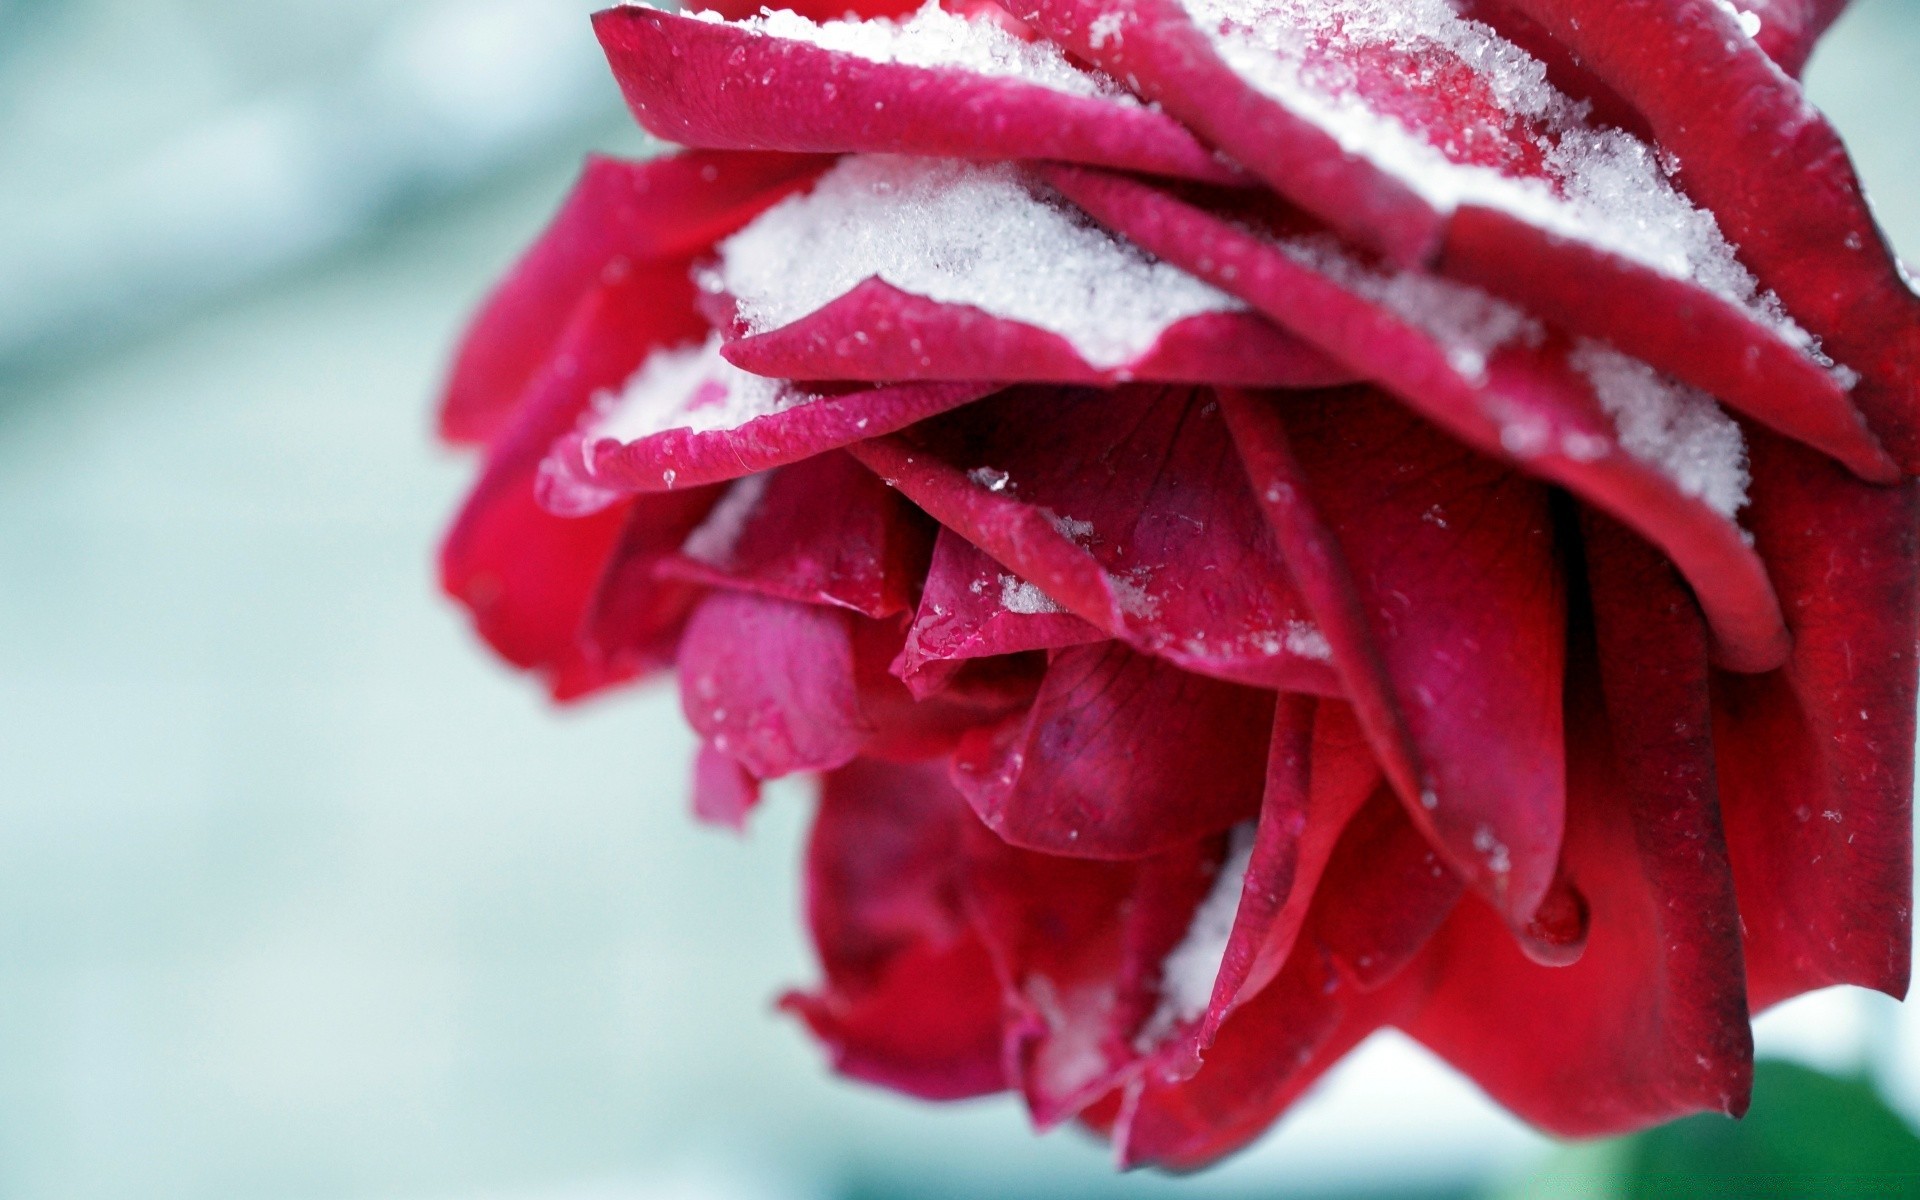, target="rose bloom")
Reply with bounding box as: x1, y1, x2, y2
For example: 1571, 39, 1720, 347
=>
436, 0, 1920, 1169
